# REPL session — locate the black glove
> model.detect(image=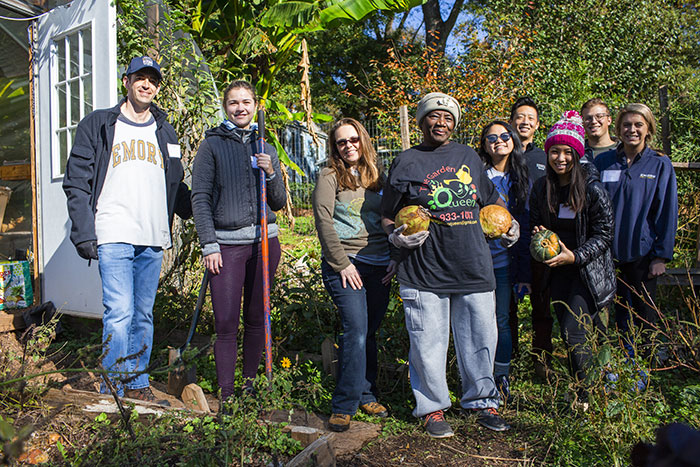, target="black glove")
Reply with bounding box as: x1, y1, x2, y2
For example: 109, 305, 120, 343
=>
76, 240, 98, 260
